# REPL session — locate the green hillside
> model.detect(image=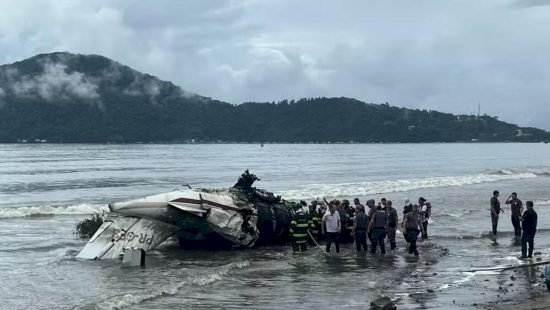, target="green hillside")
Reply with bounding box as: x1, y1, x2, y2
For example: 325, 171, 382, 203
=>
0, 52, 548, 143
